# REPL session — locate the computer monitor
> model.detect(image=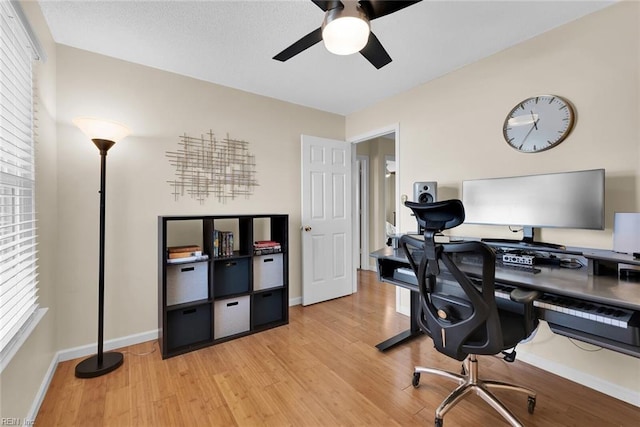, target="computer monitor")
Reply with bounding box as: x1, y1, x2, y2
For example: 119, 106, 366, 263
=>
462, 169, 605, 249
